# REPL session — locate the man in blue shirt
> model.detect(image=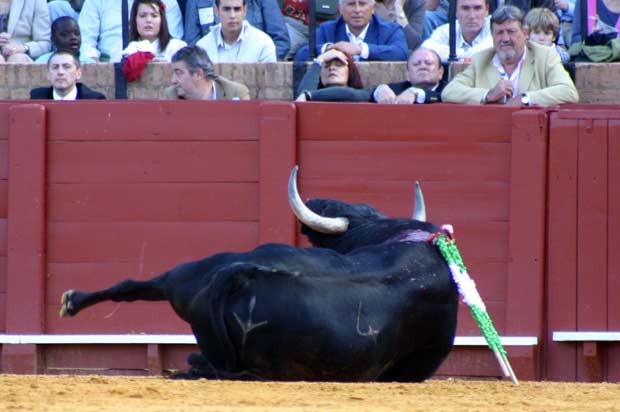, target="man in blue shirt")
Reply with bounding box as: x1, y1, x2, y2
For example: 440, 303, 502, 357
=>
295, 0, 408, 61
